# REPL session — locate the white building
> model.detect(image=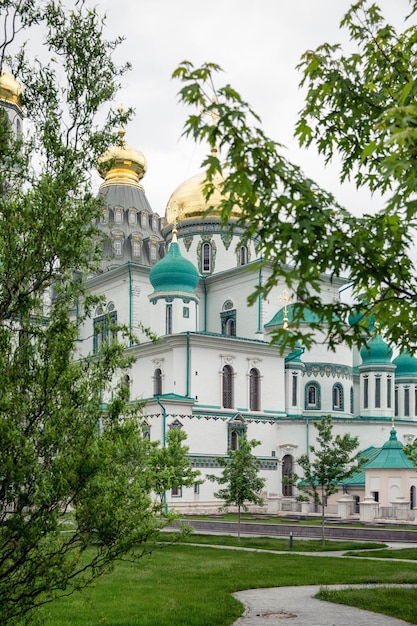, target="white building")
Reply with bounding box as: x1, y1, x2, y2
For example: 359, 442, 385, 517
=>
2, 69, 416, 516
76, 129, 417, 515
